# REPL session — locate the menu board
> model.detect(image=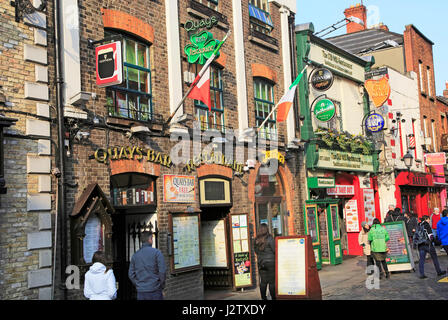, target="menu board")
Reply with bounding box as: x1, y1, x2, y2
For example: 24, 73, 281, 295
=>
363, 189, 376, 225
276, 237, 306, 296
200, 220, 228, 268
383, 221, 413, 271
230, 214, 252, 288
344, 200, 359, 232
83, 214, 104, 264
171, 214, 201, 272
305, 206, 319, 245
330, 205, 340, 240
